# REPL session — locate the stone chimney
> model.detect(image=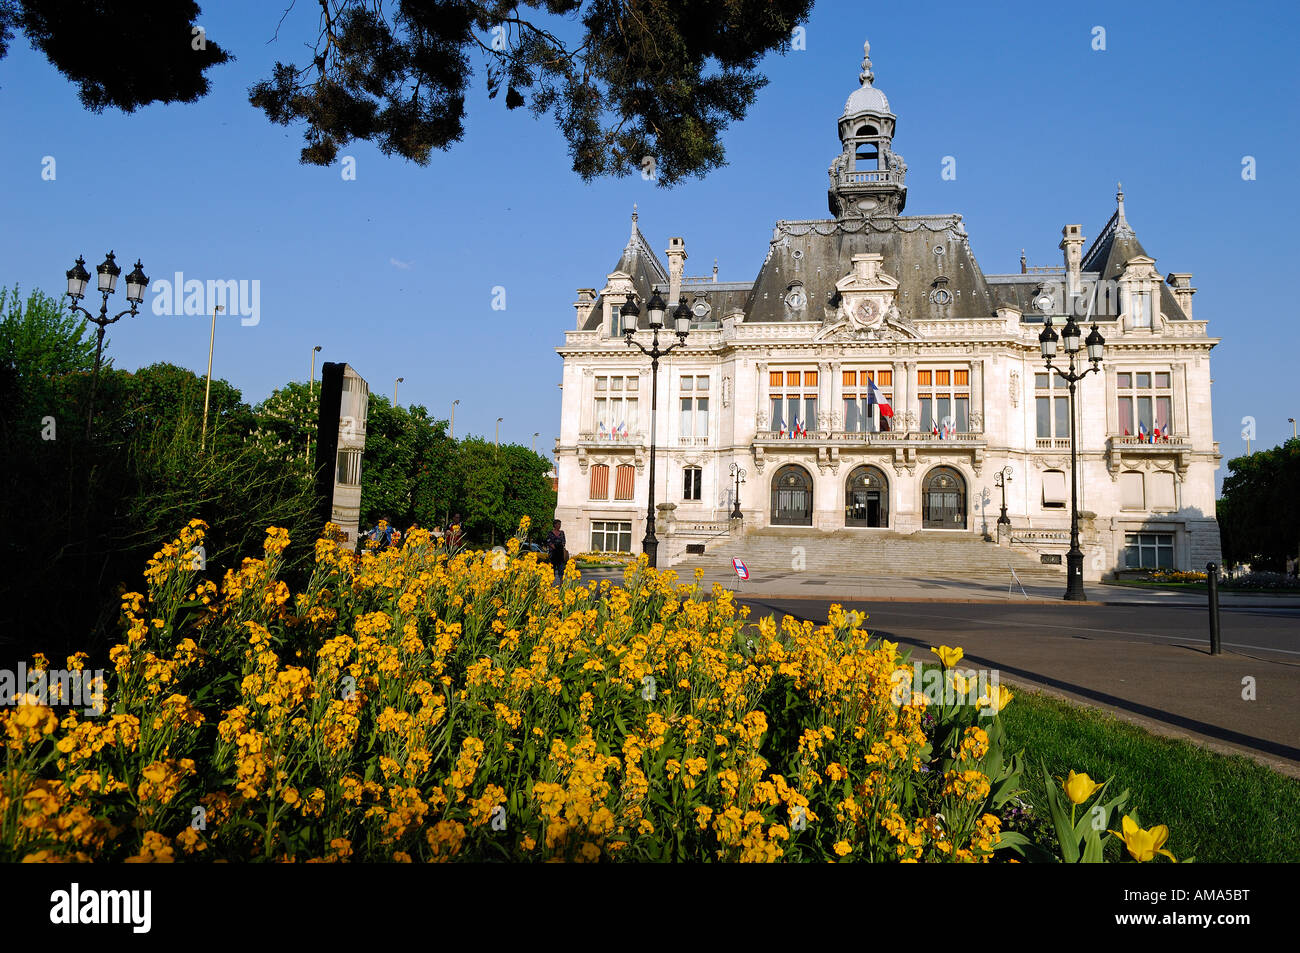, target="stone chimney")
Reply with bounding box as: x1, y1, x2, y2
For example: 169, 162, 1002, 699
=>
574, 288, 597, 329
1060, 224, 1084, 298
666, 237, 687, 306
1166, 273, 1196, 319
